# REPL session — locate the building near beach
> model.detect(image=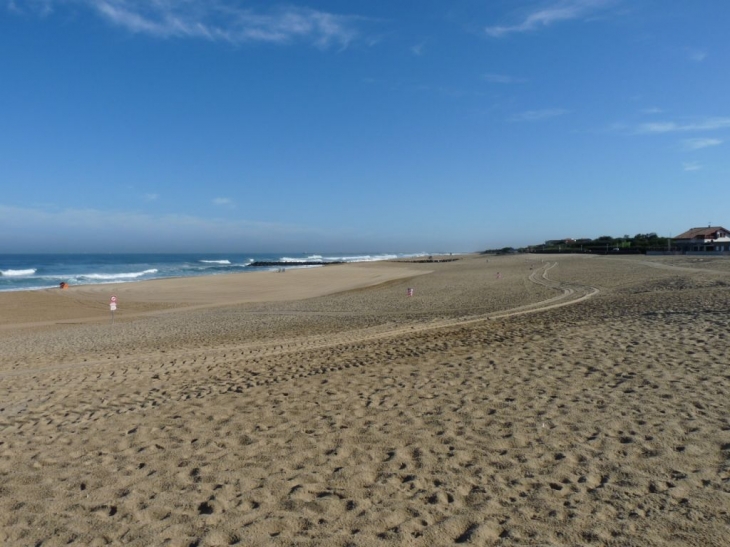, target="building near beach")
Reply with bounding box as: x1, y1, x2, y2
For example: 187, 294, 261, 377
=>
673, 226, 730, 253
